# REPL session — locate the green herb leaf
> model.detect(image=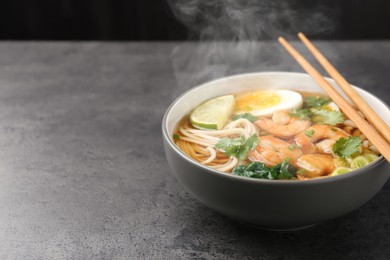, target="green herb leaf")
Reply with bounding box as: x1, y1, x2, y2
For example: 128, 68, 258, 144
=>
305, 129, 315, 137
274, 160, 297, 179
289, 108, 312, 119
311, 109, 345, 125
231, 160, 297, 180
216, 137, 243, 158
232, 162, 275, 179
232, 113, 257, 122
304, 96, 331, 108
238, 134, 259, 160
216, 134, 258, 160
332, 136, 362, 158
290, 107, 344, 126
173, 134, 180, 140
